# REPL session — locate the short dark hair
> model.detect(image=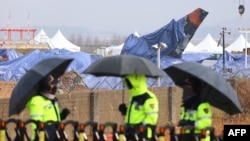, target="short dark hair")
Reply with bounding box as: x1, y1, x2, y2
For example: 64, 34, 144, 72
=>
187, 77, 201, 92
39, 75, 58, 92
